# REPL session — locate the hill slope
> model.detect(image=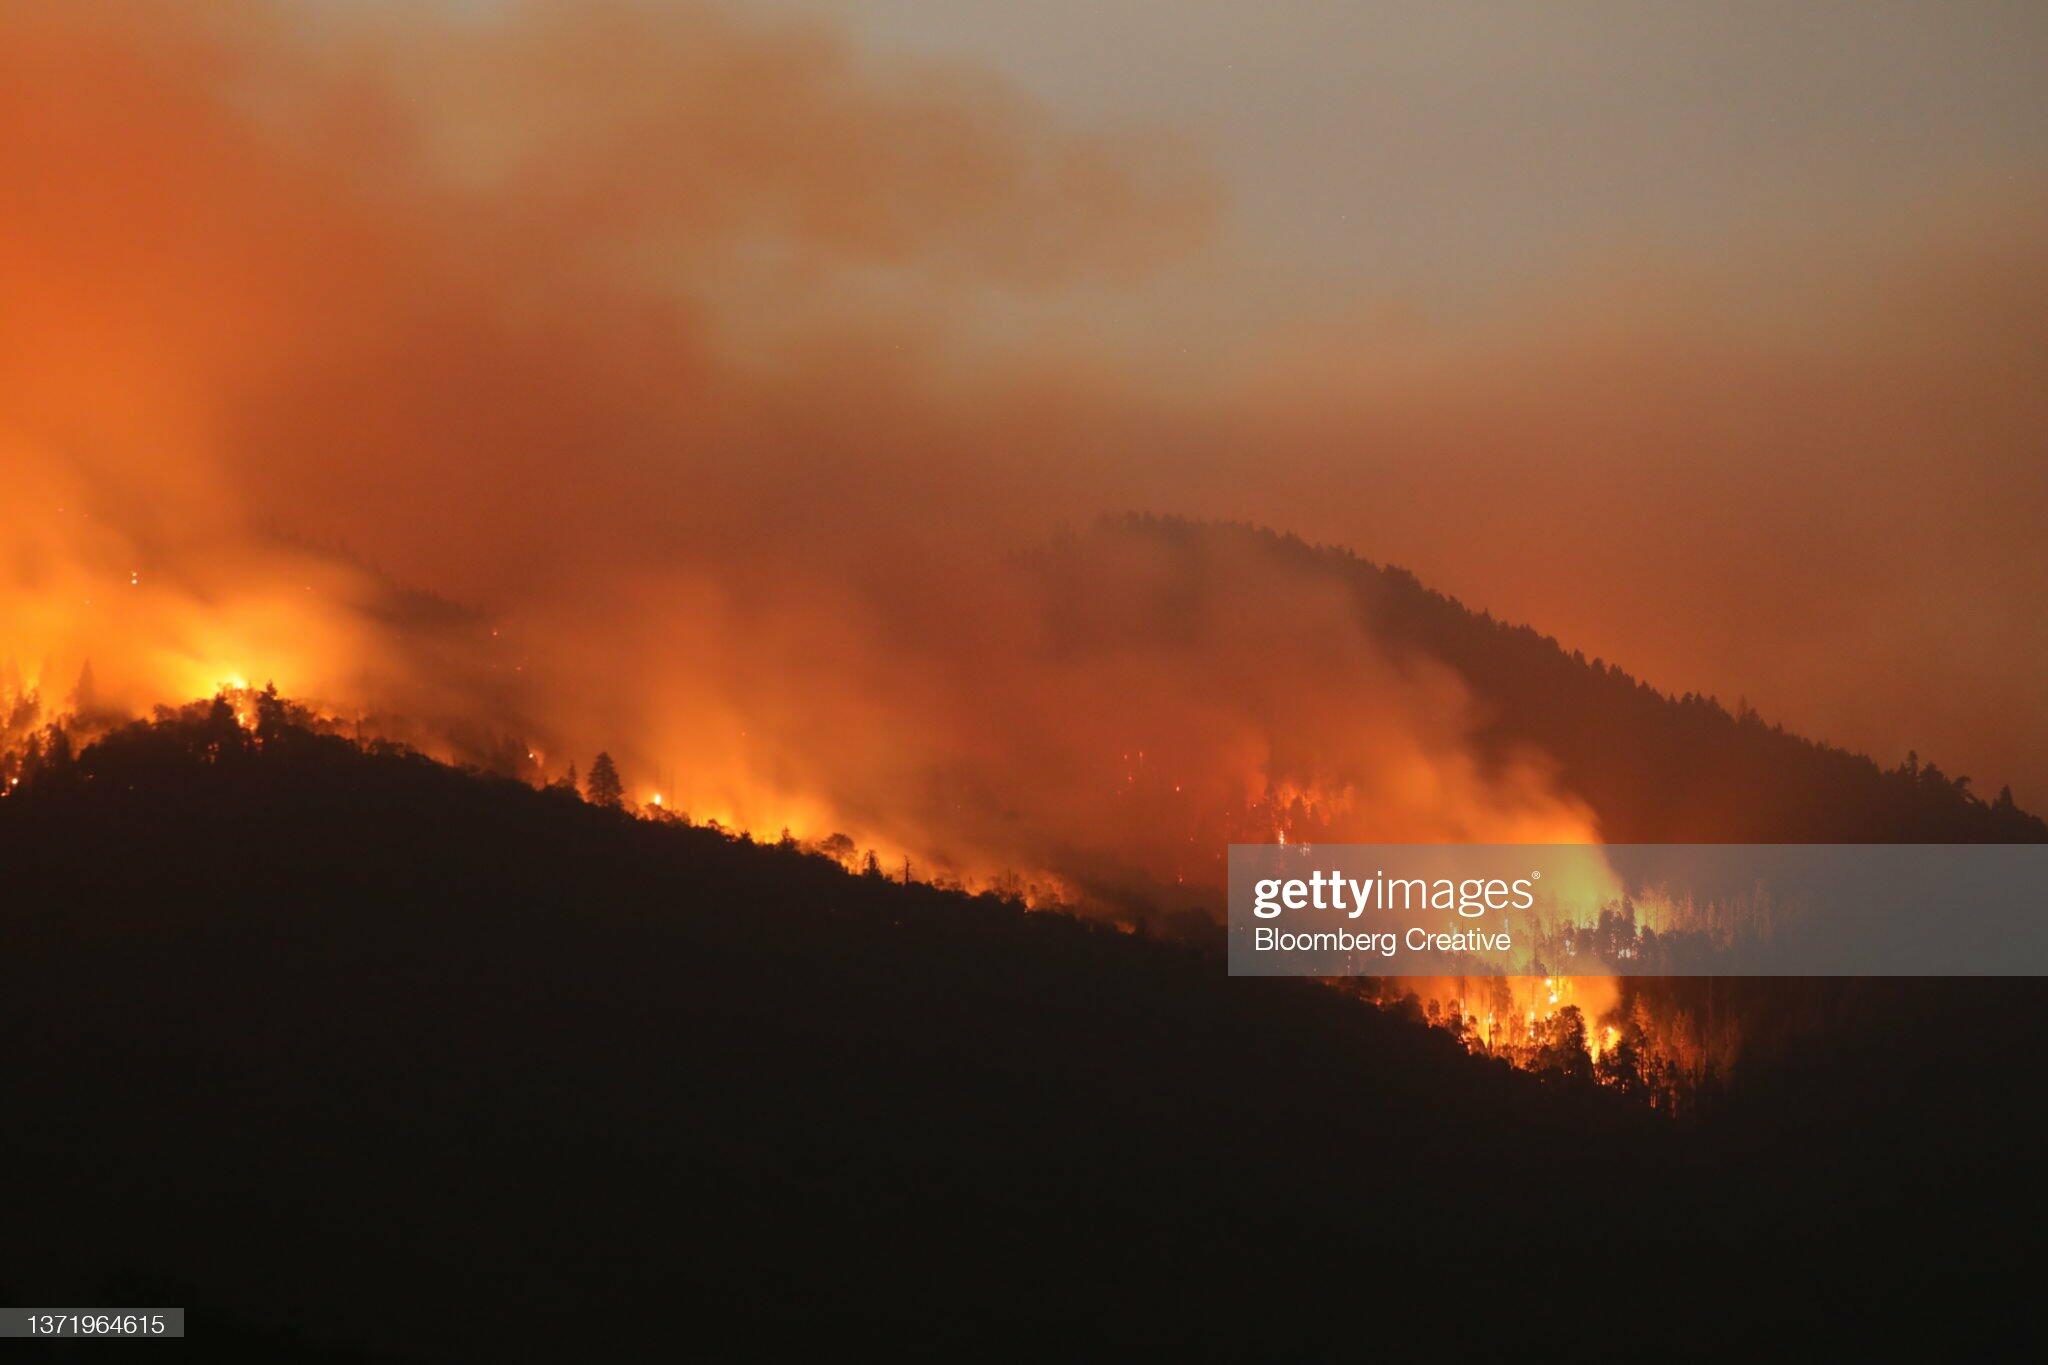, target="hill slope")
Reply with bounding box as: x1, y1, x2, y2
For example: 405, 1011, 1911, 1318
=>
1082, 517, 2045, 843
2, 706, 2040, 1357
